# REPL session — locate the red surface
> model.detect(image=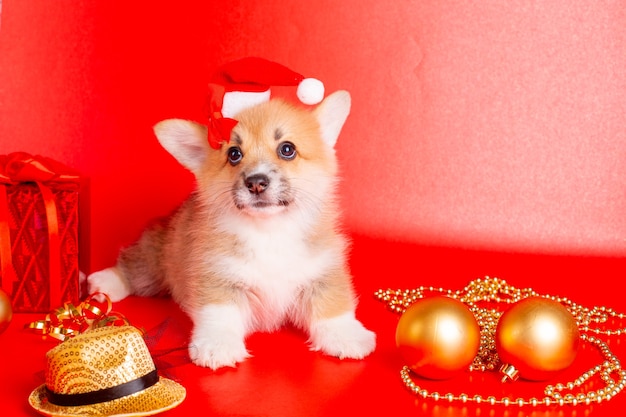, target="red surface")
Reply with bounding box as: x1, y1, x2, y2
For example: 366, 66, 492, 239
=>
1, 234, 625, 417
